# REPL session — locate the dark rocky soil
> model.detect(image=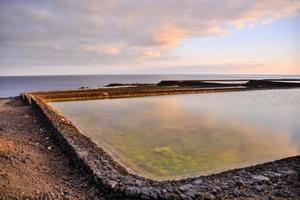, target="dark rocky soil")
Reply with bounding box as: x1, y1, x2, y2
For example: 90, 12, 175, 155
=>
156, 79, 300, 88
0, 97, 104, 199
